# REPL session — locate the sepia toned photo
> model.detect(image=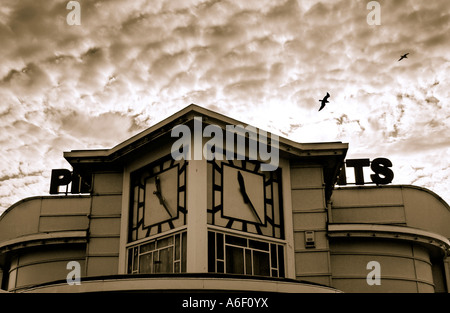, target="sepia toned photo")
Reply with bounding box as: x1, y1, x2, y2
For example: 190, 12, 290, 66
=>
0, 0, 449, 303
